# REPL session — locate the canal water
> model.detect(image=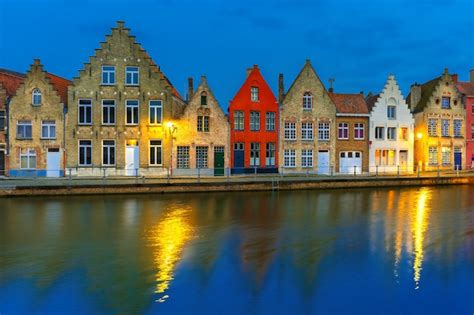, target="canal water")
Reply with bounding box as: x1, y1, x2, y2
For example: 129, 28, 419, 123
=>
0, 186, 473, 314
